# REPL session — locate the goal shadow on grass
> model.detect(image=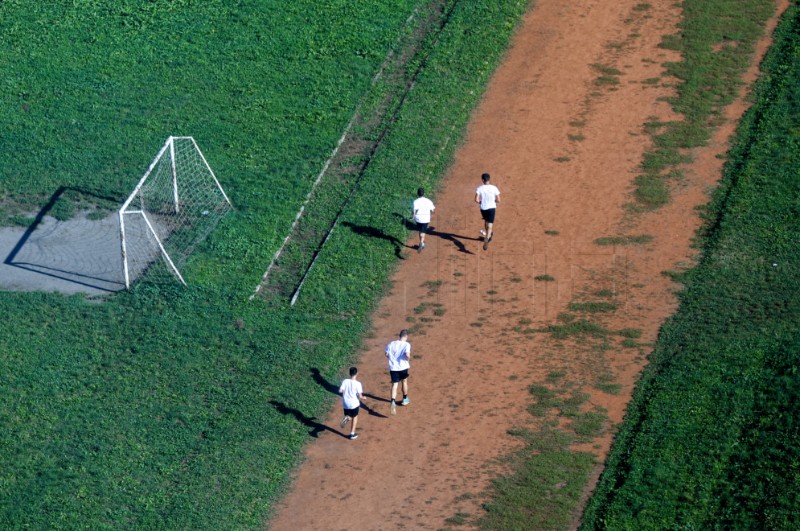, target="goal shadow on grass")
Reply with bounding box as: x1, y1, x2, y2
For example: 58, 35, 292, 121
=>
1, 186, 125, 295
